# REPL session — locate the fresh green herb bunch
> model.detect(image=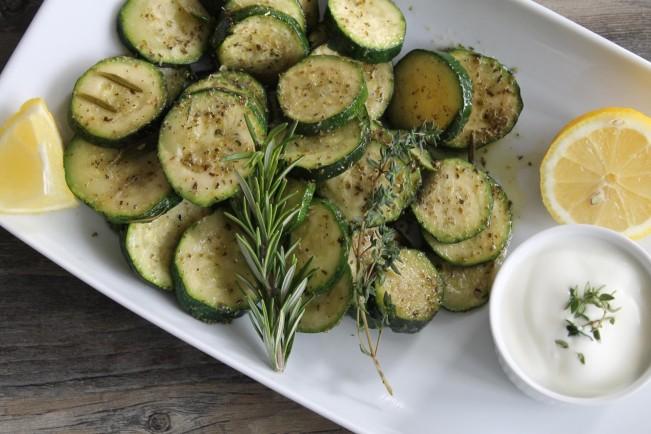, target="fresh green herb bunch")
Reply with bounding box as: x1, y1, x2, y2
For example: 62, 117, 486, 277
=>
225, 121, 314, 373
349, 123, 441, 394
